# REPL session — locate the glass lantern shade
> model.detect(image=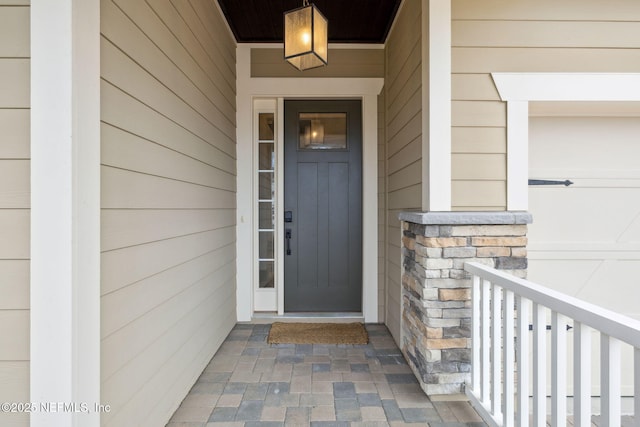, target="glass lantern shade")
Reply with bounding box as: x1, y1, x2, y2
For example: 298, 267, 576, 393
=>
284, 4, 328, 71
